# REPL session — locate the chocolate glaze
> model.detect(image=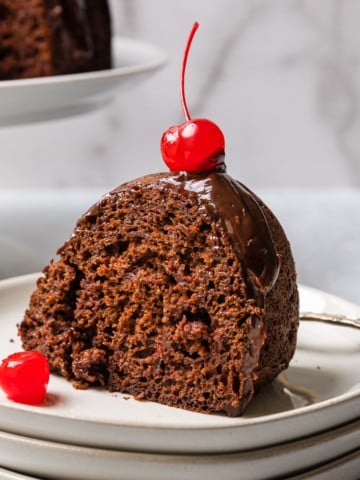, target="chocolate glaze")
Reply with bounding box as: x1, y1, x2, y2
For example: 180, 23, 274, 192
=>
161, 166, 280, 416
78, 166, 281, 417
82, 166, 279, 305
45, 0, 94, 72
162, 168, 280, 301
48, 0, 94, 70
